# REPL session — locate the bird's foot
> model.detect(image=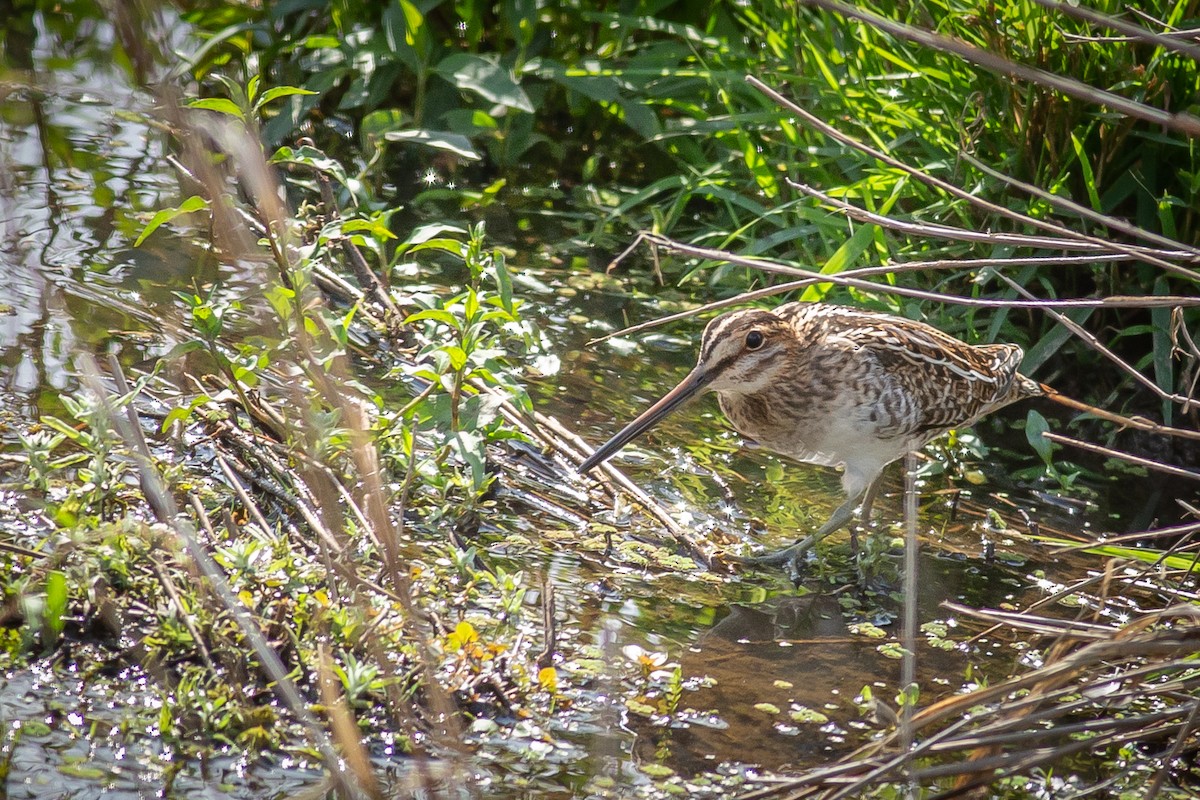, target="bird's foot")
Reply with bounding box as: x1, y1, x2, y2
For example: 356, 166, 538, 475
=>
734, 535, 819, 582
